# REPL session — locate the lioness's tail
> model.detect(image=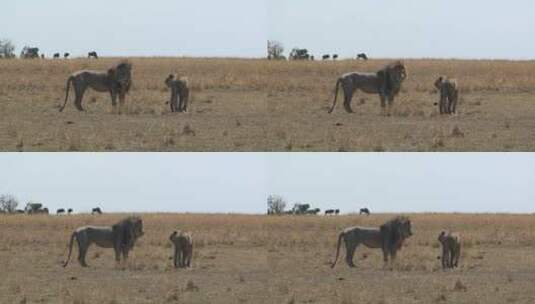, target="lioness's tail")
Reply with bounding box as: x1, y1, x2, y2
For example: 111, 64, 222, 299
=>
63, 231, 76, 267
59, 76, 73, 112
331, 231, 345, 268
328, 78, 342, 114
